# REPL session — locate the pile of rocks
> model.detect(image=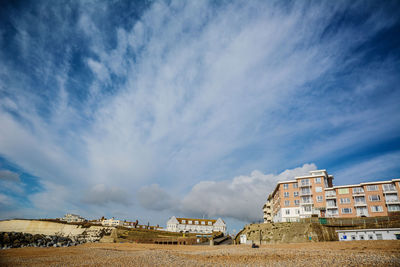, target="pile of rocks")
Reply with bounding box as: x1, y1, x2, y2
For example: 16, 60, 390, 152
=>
0, 232, 87, 249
